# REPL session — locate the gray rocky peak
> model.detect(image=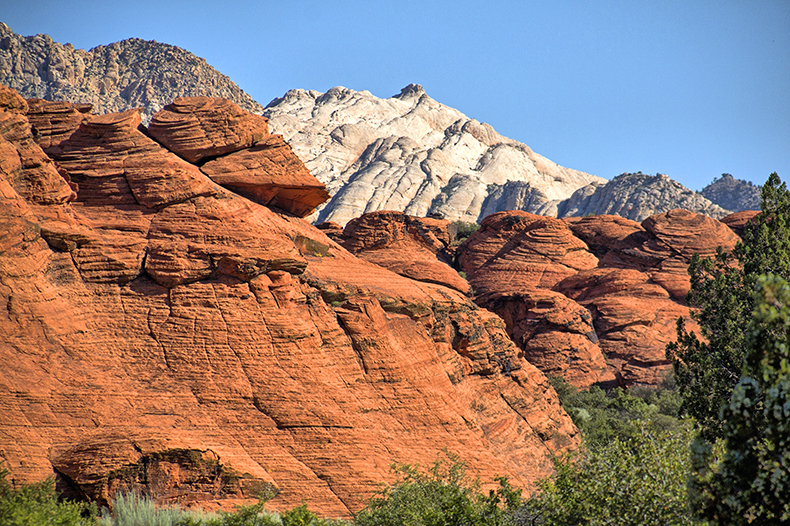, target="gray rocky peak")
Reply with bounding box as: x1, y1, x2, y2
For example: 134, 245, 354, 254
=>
264, 84, 603, 225
558, 172, 731, 222
0, 23, 262, 124
700, 173, 761, 212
